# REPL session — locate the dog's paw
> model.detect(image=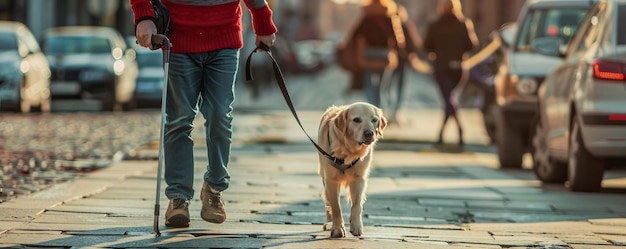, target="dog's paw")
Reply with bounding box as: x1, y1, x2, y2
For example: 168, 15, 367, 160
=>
350, 222, 363, 237
324, 221, 346, 238
330, 225, 346, 238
